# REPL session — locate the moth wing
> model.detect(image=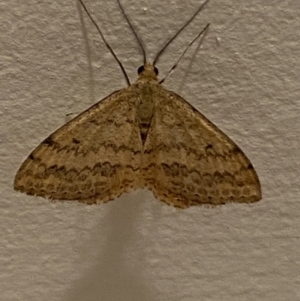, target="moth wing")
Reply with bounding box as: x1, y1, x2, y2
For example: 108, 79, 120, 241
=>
14, 89, 143, 204
143, 88, 261, 208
